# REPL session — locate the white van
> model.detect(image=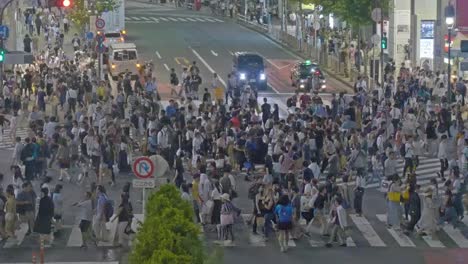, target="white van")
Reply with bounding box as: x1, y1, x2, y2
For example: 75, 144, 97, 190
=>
107, 43, 141, 80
